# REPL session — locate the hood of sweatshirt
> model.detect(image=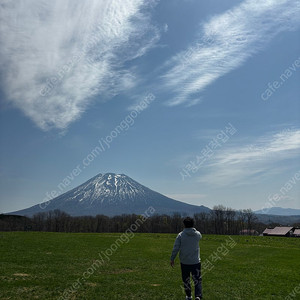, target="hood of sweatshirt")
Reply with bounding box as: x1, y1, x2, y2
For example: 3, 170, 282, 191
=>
183, 227, 198, 236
